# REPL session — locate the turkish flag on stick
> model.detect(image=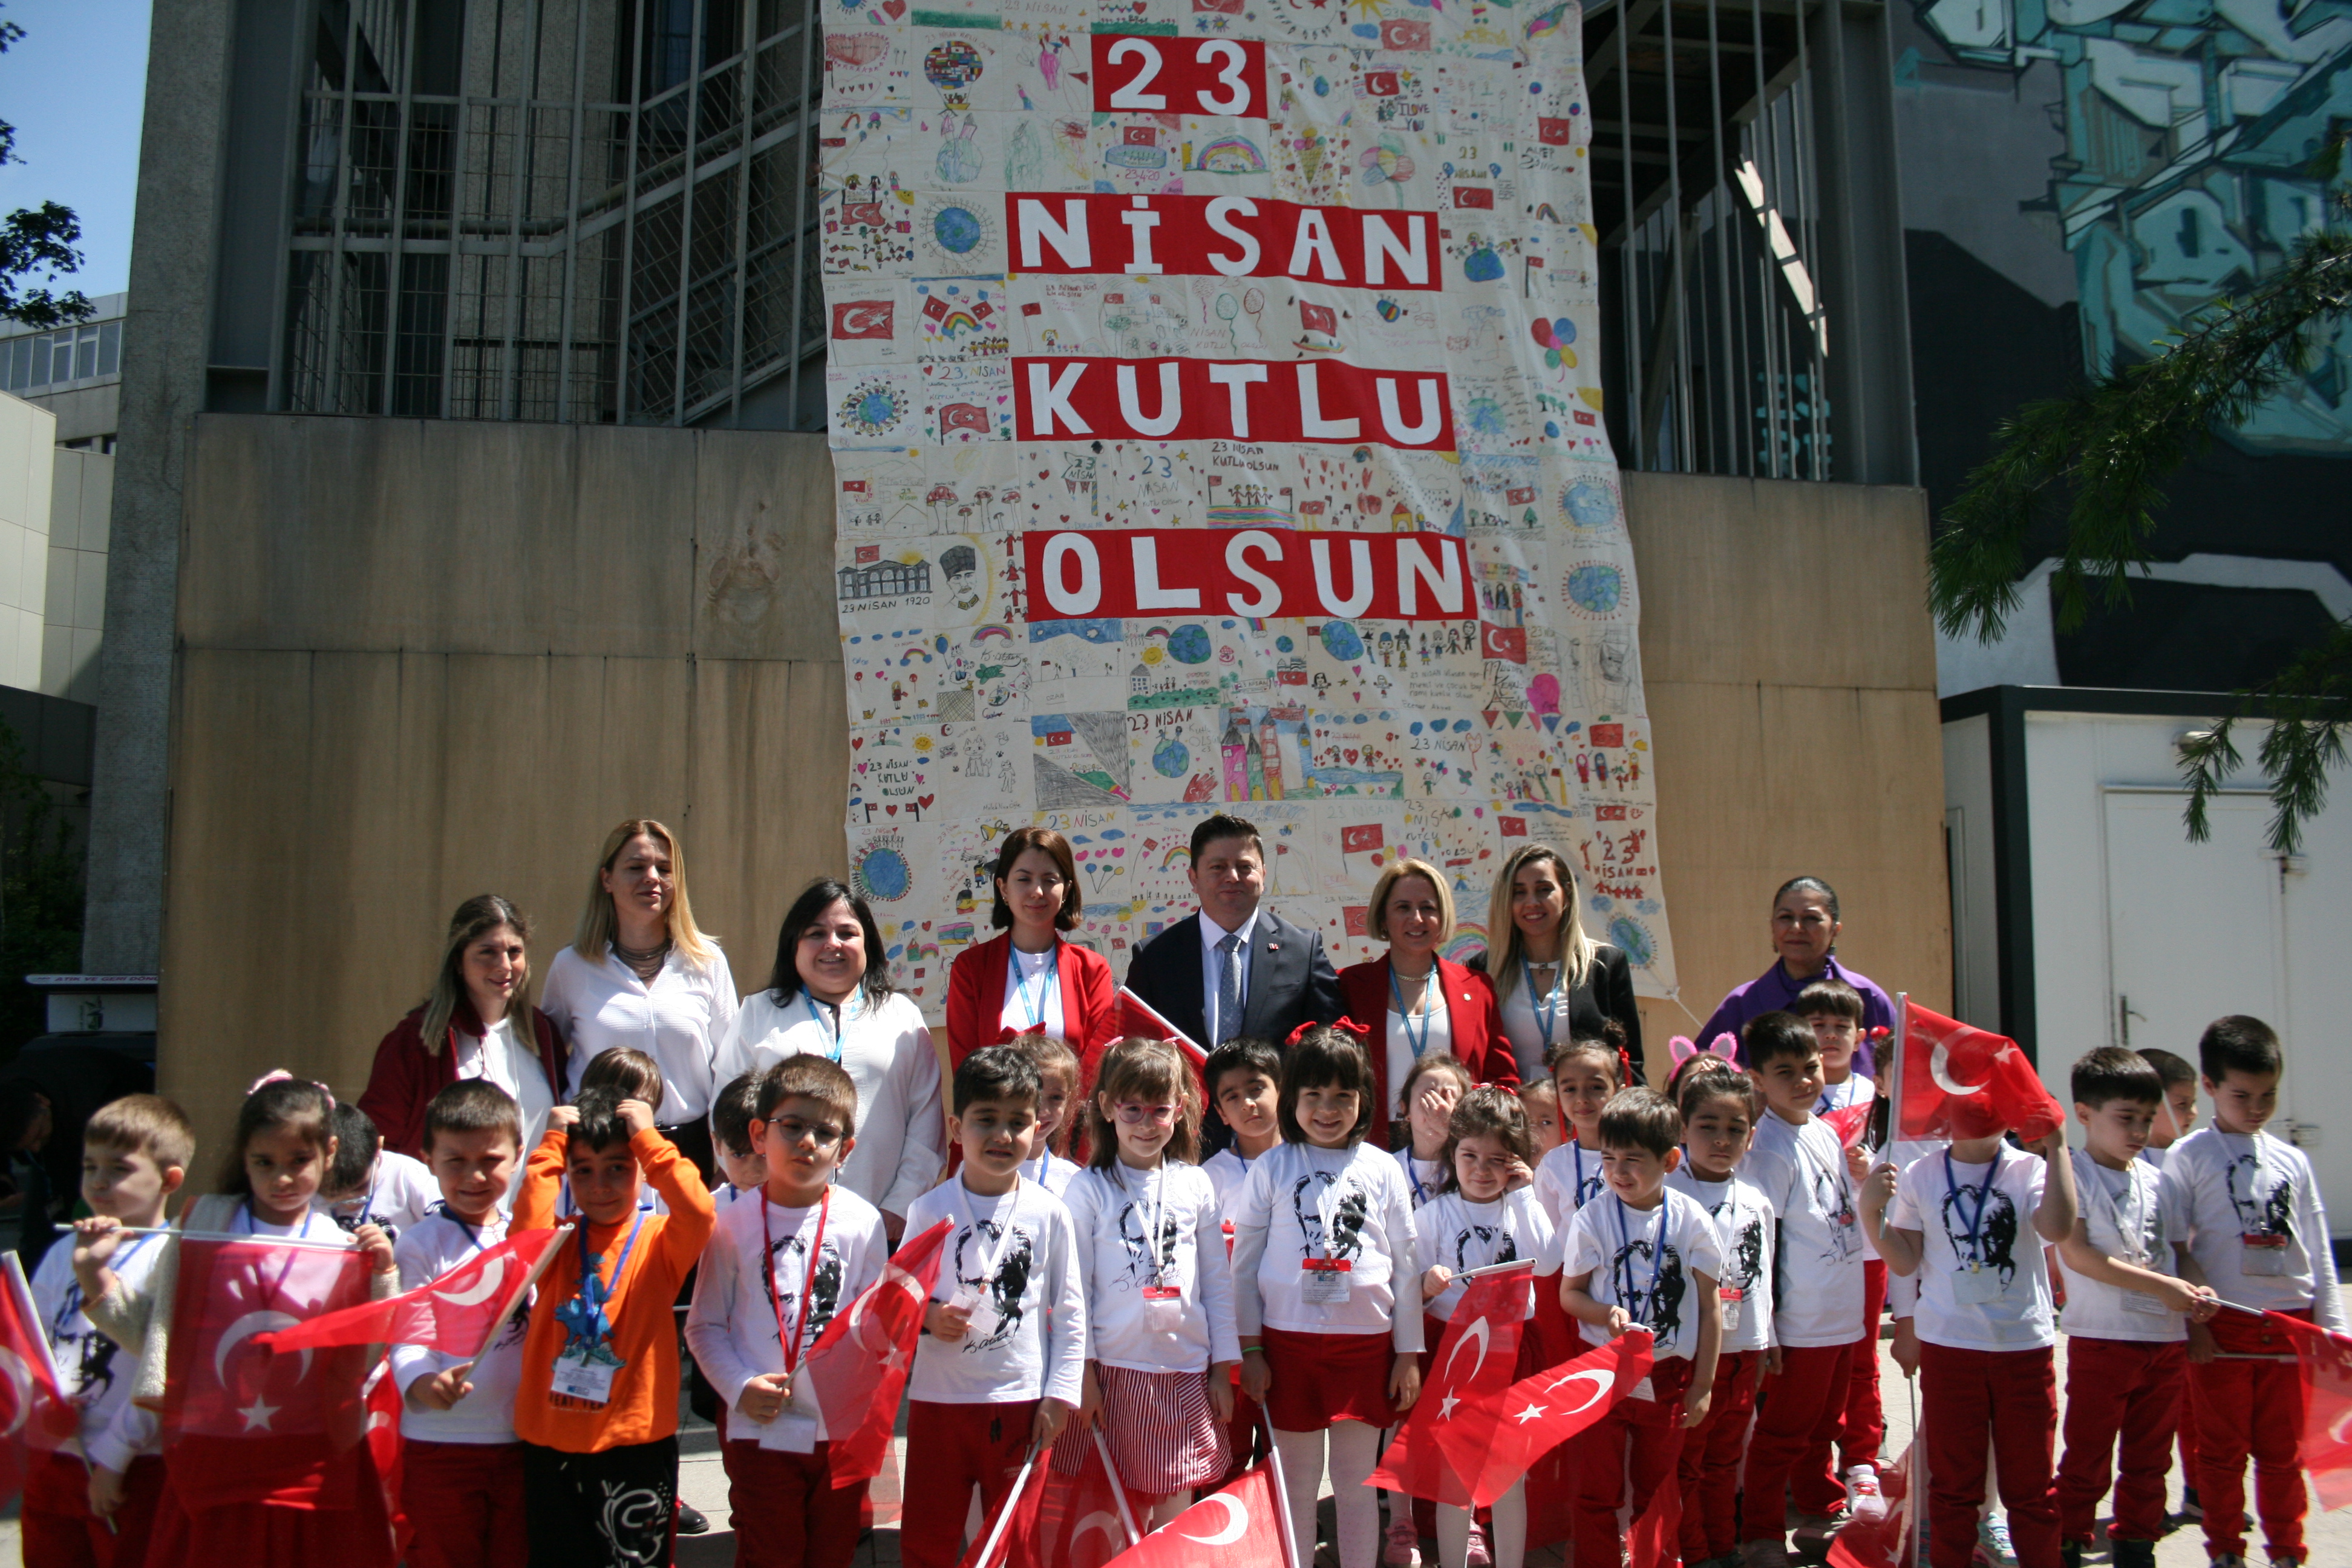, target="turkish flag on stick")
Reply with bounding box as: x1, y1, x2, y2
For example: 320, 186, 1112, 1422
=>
161, 1235, 379, 1508
958, 1443, 1049, 1568
0, 1253, 76, 1501
811, 1218, 952, 1489
1896, 1001, 2064, 1144
1115, 987, 1207, 1065
1828, 1437, 1920, 1567
1102, 1463, 1292, 1568
2267, 1312, 2352, 1509
1368, 1266, 1535, 1508
1033, 1429, 1146, 1568
1821, 1102, 1875, 1151
1443, 1330, 1654, 1509
261, 1226, 569, 1358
